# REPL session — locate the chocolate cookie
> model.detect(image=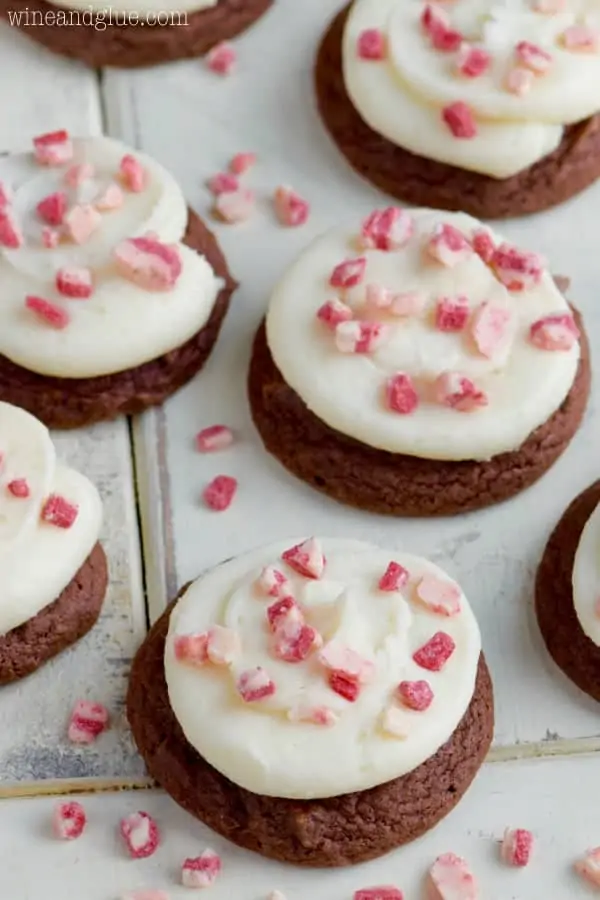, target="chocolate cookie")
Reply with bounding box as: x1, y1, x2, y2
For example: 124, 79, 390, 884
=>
0, 0, 273, 68
127, 597, 494, 867
315, 6, 600, 220
0, 542, 108, 684
536, 481, 600, 702
0, 210, 236, 430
